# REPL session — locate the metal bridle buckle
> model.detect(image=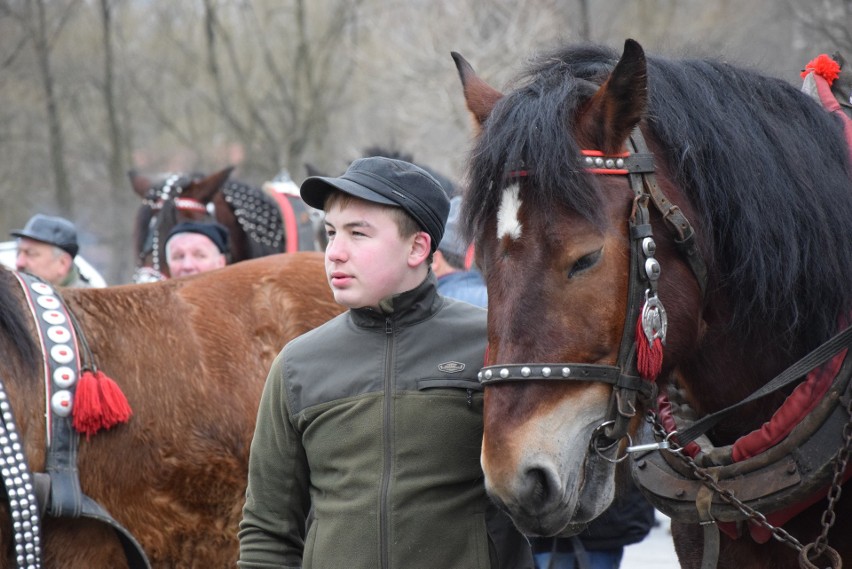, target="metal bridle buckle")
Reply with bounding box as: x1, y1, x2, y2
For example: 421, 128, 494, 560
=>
591, 420, 632, 463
